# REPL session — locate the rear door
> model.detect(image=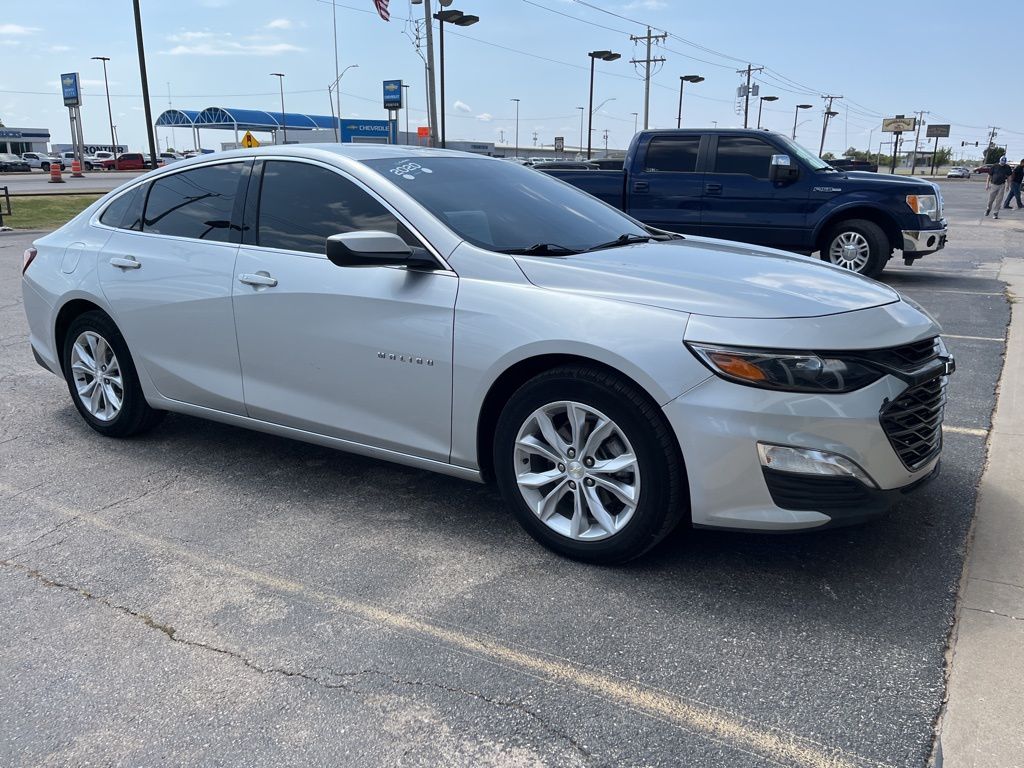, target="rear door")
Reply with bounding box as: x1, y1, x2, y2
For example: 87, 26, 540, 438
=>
625, 134, 705, 234
699, 135, 810, 250
98, 160, 248, 414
